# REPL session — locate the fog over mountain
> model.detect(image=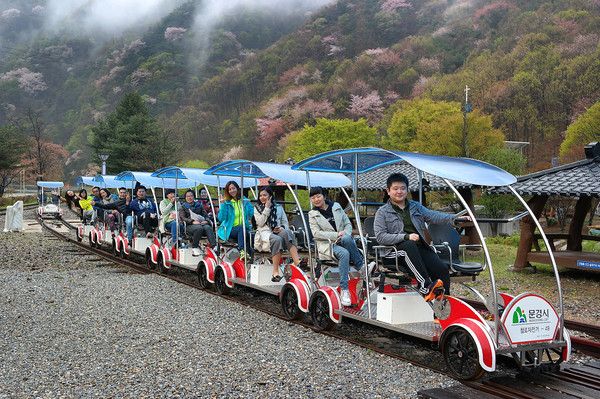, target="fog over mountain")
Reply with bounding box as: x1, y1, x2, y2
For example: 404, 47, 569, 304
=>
0, 0, 333, 46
